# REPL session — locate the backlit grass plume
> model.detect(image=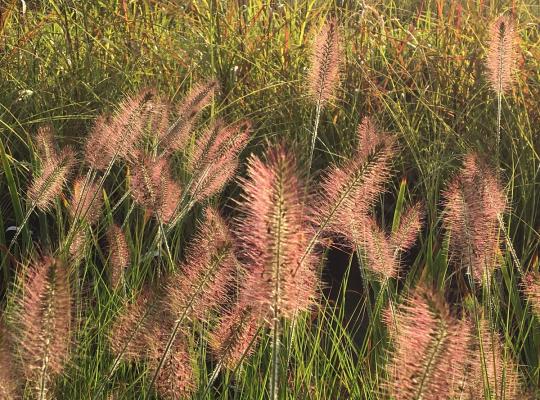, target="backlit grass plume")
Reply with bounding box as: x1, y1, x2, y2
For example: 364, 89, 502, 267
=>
443, 154, 506, 283
486, 15, 518, 95
108, 289, 153, 363
522, 272, 540, 319
210, 302, 260, 370
237, 147, 317, 320
0, 319, 19, 399
385, 288, 471, 400
163, 80, 219, 153
68, 176, 103, 225
466, 318, 521, 399
28, 146, 76, 212
188, 119, 251, 203
34, 125, 57, 163
306, 18, 341, 168
85, 88, 155, 170
129, 151, 181, 224
314, 117, 395, 242
165, 207, 236, 321
349, 202, 423, 279
16, 256, 72, 400
145, 323, 196, 400
236, 146, 317, 399
106, 224, 130, 290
